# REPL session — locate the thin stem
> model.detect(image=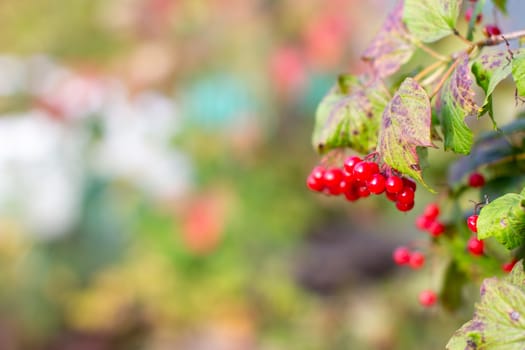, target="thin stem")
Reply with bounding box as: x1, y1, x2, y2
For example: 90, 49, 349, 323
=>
412, 40, 449, 61
474, 29, 525, 49
414, 60, 447, 82
430, 59, 461, 99
453, 29, 473, 46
